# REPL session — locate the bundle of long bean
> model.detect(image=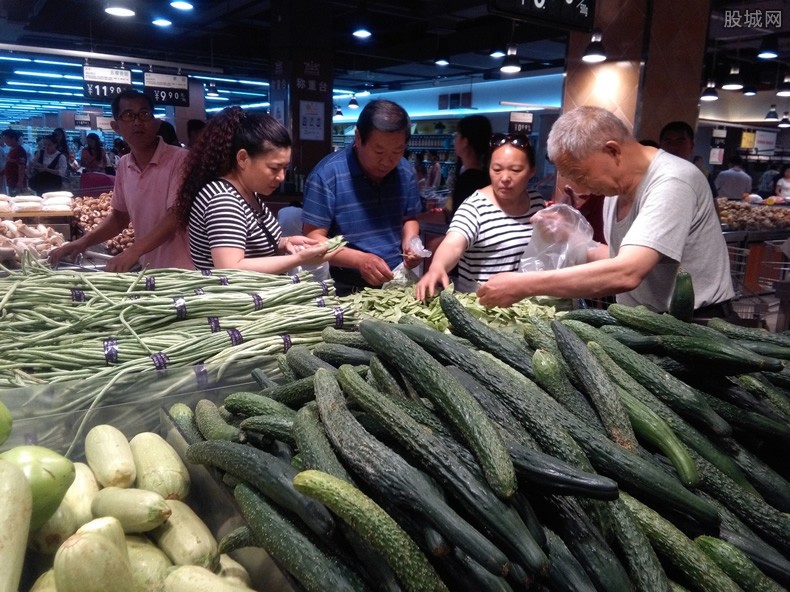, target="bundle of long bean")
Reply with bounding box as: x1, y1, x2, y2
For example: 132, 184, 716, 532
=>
343, 284, 560, 331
